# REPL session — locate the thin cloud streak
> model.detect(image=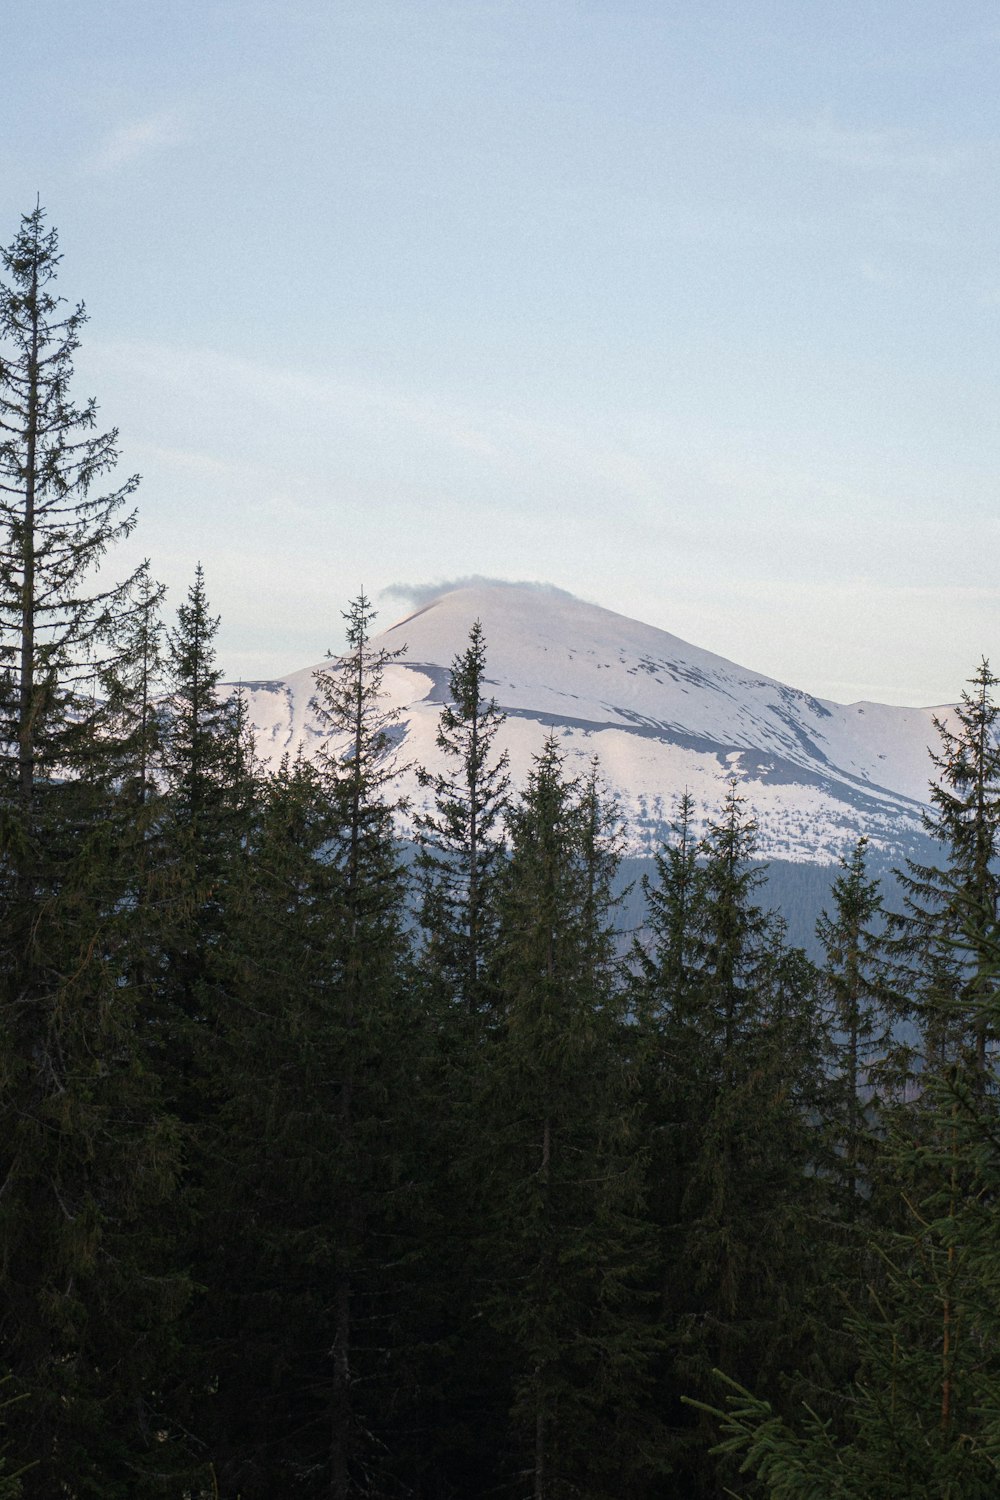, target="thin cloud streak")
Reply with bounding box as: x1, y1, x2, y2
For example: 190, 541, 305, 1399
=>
86, 110, 187, 174
764, 114, 972, 177
87, 338, 660, 504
